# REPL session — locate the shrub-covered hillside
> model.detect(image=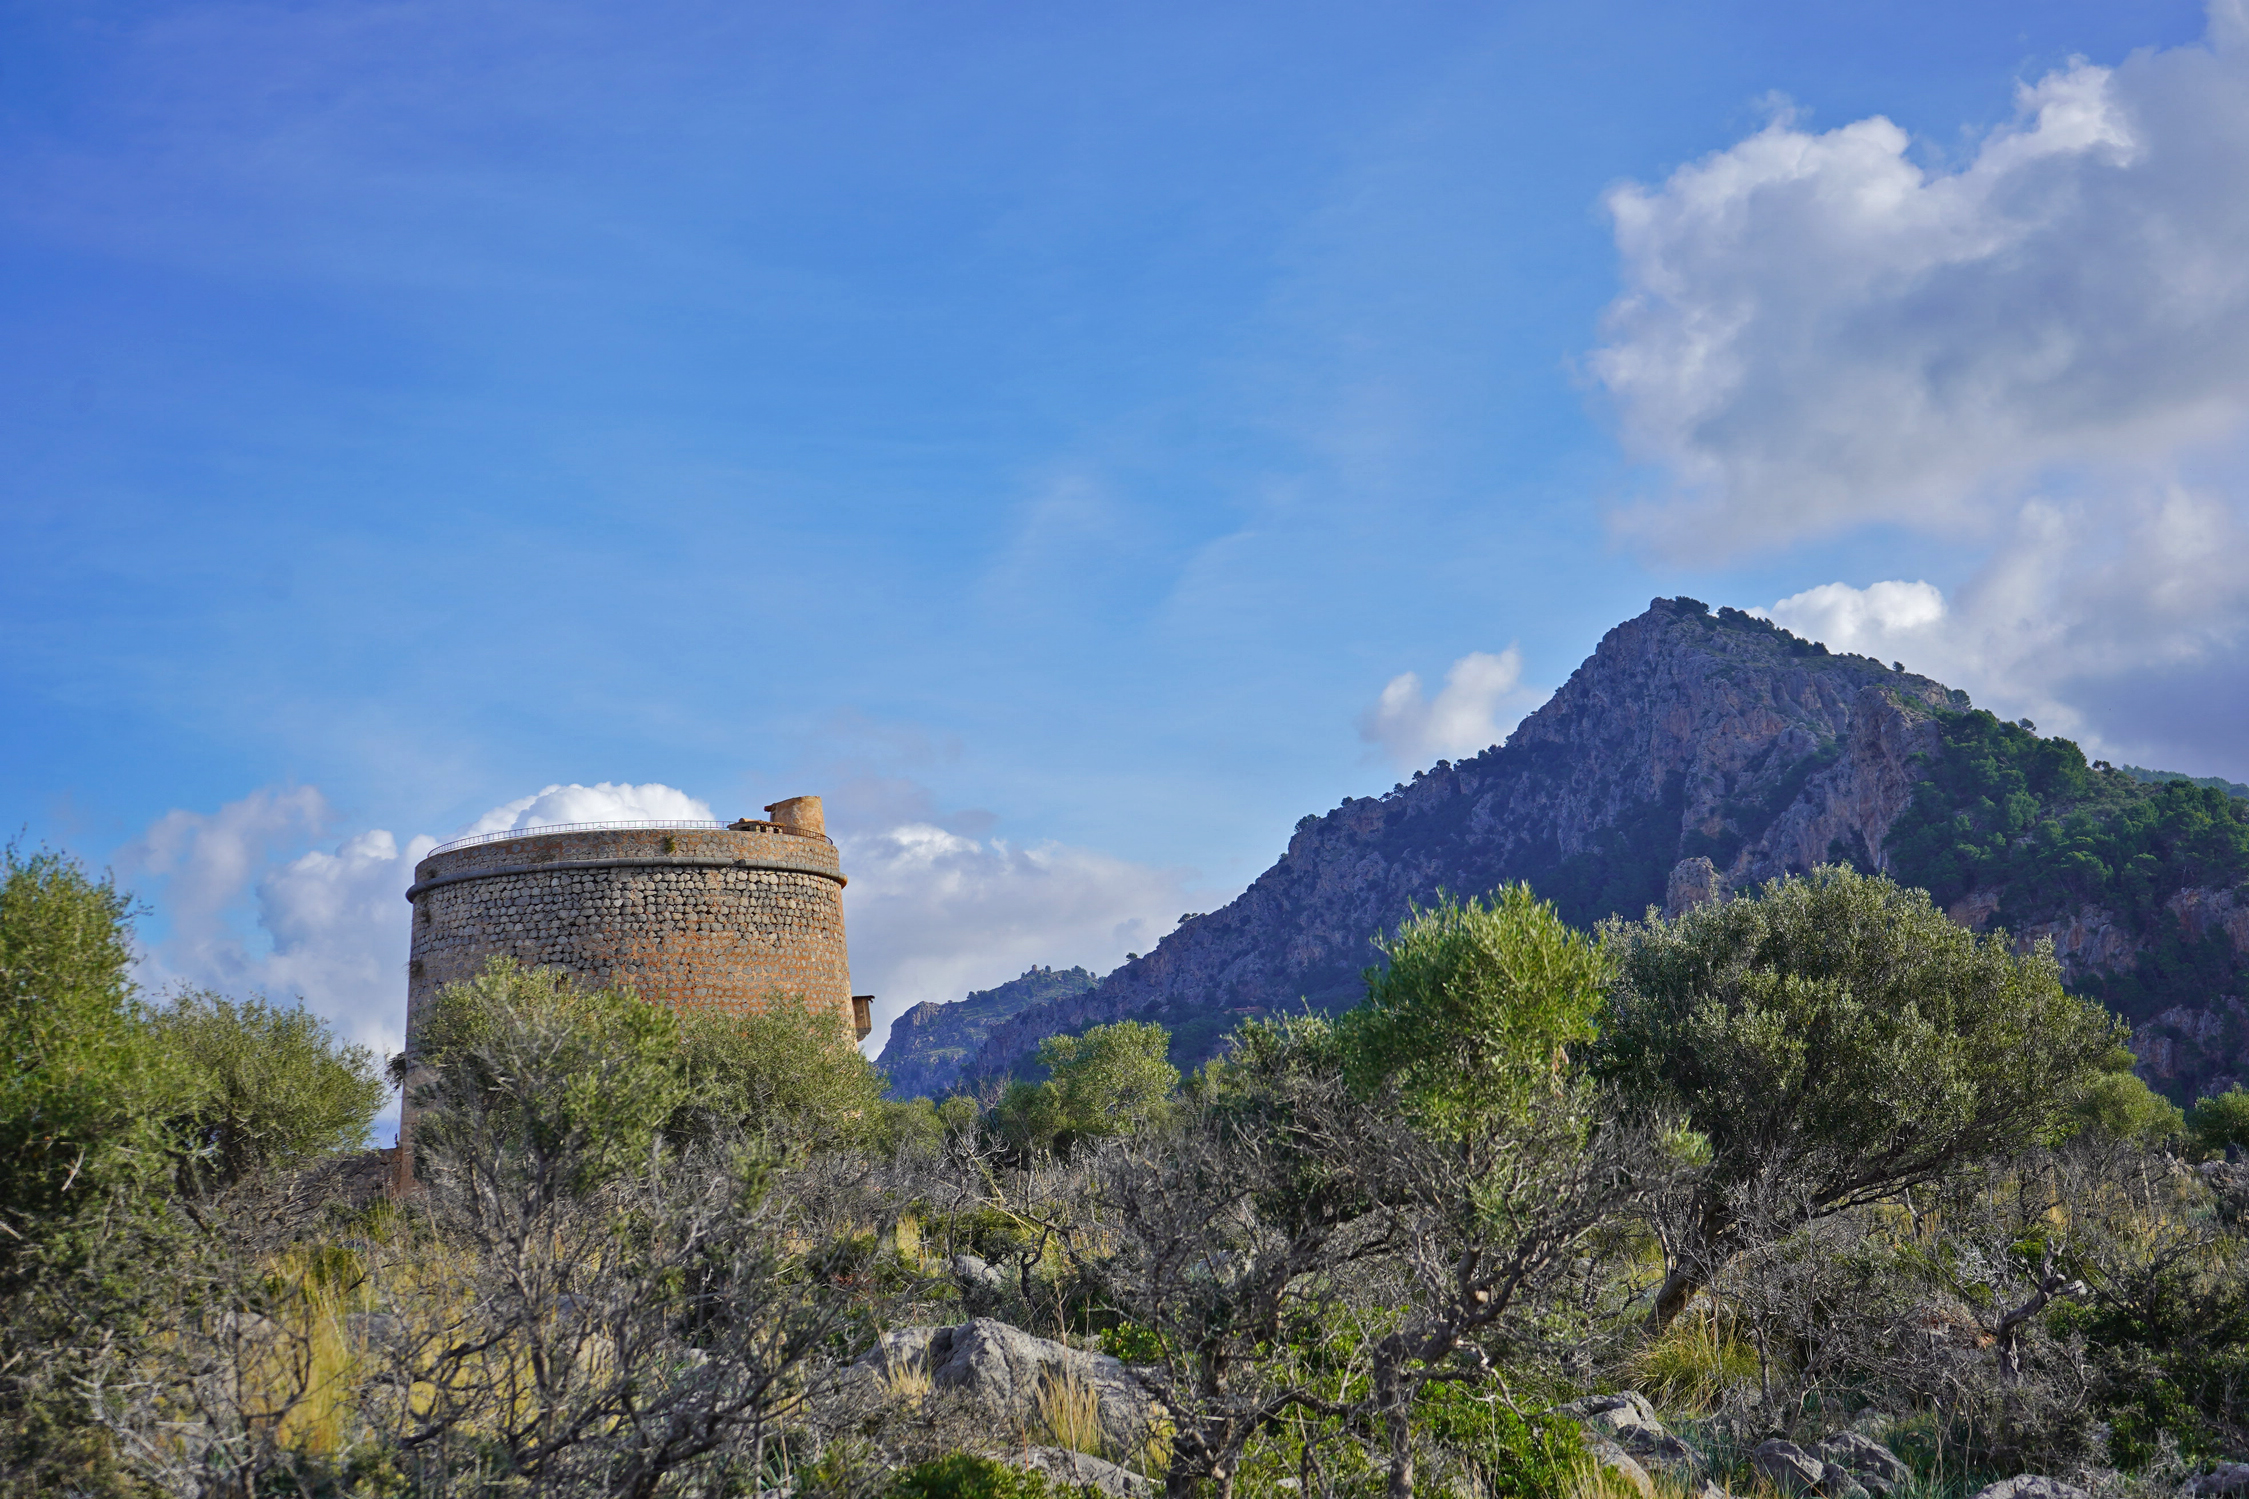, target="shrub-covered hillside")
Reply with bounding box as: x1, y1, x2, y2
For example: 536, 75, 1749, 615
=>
1880, 710, 2249, 1036
1884, 711, 2249, 930
17, 848, 2249, 1499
